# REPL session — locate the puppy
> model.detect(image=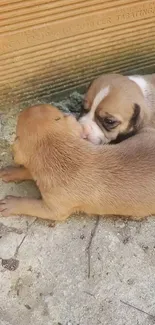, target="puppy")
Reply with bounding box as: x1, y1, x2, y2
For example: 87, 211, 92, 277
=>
79, 73, 155, 144
1, 104, 155, 221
